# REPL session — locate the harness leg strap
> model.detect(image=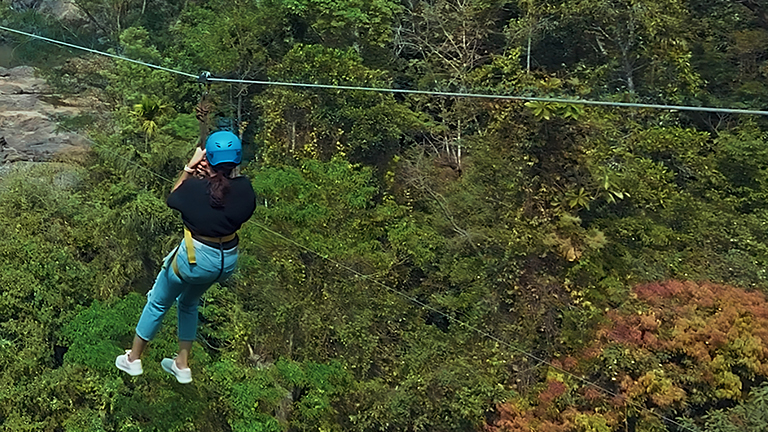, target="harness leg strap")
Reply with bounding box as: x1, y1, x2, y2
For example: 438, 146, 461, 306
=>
170, 246, 185, 282
184, 227, 196, 264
